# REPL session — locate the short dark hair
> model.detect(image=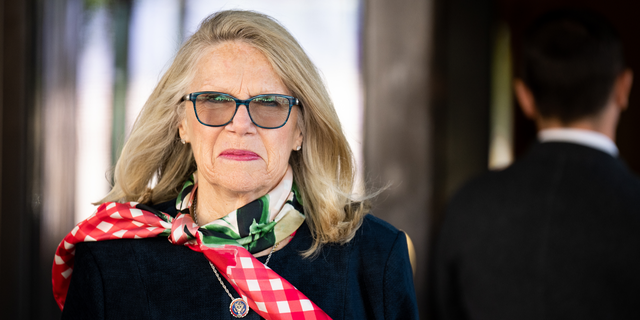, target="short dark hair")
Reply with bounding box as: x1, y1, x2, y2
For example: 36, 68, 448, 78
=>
520, 9, 625, 123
